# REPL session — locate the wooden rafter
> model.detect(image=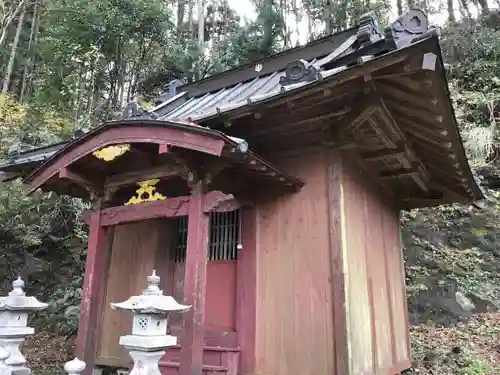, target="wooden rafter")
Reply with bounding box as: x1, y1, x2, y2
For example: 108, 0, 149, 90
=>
249, 107, 351, 138
376, 81, 438, 112
387, 101, 445, 129
331, 104, 379, 148
369, 91, 431, 192
361, 145, 405, 162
